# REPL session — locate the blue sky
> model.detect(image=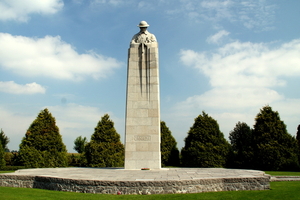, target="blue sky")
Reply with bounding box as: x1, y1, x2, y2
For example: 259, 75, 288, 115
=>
0, 0, 300, 152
